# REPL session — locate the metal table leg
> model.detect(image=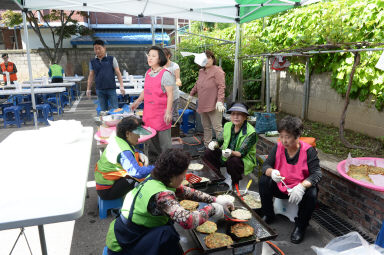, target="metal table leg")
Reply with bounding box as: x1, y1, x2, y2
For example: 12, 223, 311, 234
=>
38, 225, 48, 255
